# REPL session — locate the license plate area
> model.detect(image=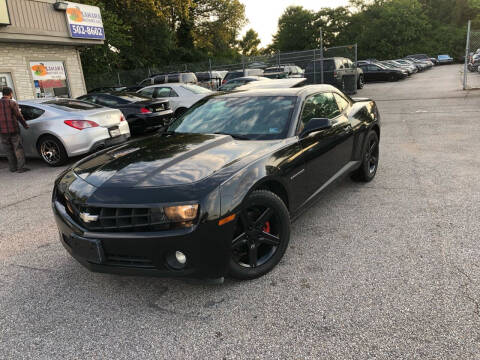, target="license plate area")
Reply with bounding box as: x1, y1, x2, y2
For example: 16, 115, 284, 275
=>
69, 235, 105, 264
109, 127, 121, 138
